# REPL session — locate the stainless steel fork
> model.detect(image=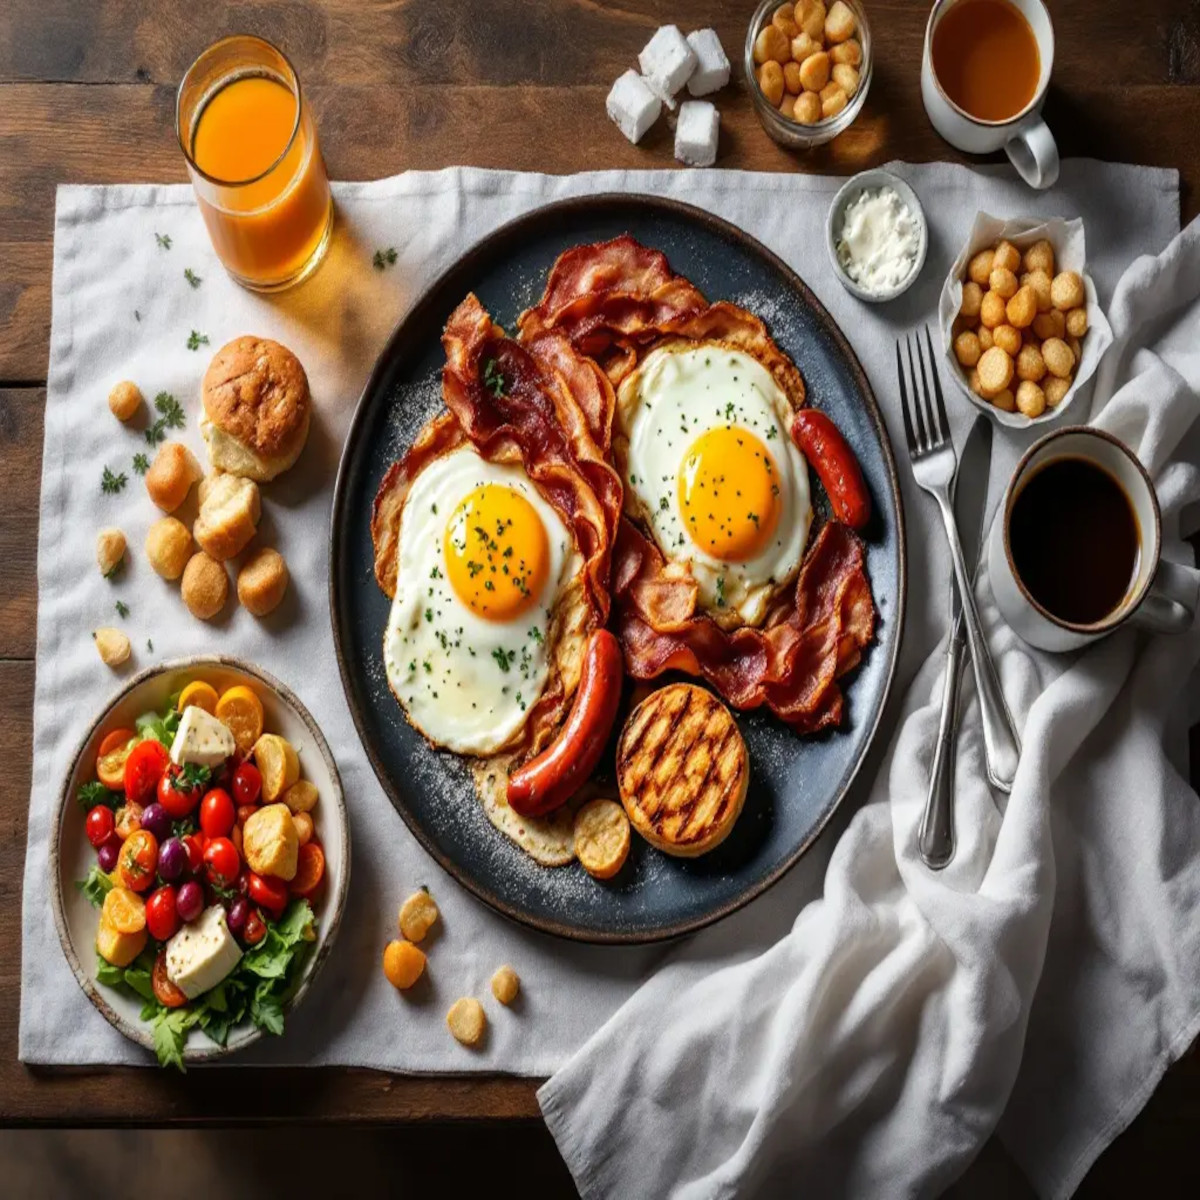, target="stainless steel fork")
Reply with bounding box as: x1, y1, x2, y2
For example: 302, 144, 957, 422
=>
896, 328, 1021, 794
